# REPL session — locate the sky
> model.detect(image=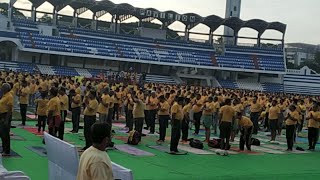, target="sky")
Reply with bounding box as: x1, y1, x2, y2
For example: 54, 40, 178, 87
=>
1, 0, 319, 45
